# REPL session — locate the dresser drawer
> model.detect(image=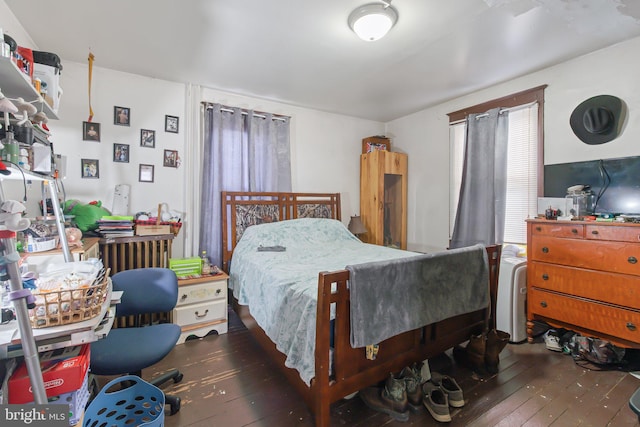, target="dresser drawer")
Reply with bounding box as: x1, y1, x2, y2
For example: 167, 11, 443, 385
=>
529, 261, 640, 309
173, 299, 227, 327
176, 281, 227, 307
586, 224, 640, 243
531, 222, 584, 238
530, 236, 640, 275
528, 288, 640, 344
